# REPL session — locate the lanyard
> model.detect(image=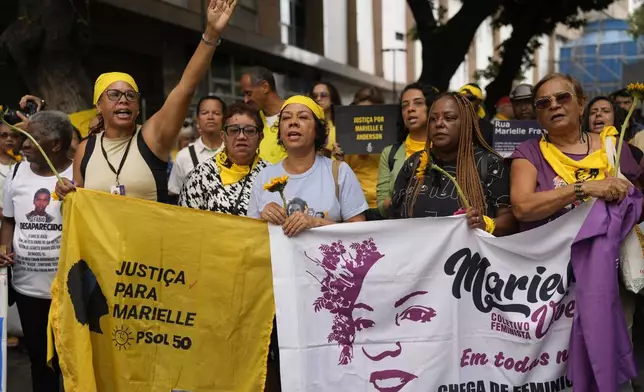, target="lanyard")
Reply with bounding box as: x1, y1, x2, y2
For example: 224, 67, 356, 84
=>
100, 133, 134, 185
